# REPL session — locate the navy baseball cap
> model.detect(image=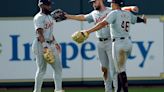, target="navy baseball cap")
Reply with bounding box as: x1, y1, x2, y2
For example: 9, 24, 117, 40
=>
38, 0, 52, 6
